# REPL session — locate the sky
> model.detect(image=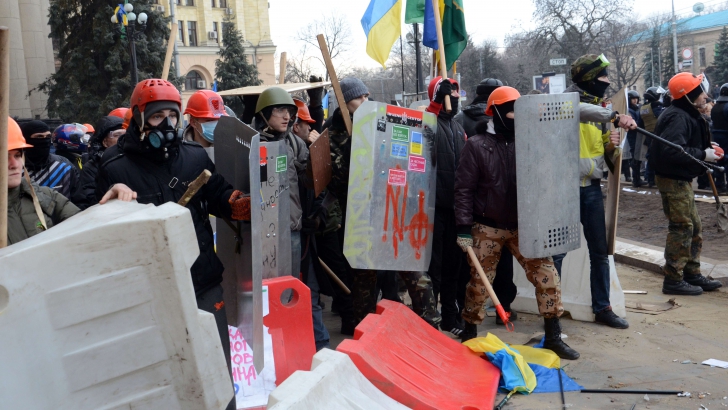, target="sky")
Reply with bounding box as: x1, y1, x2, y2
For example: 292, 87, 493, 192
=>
268, 0, 727, 72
